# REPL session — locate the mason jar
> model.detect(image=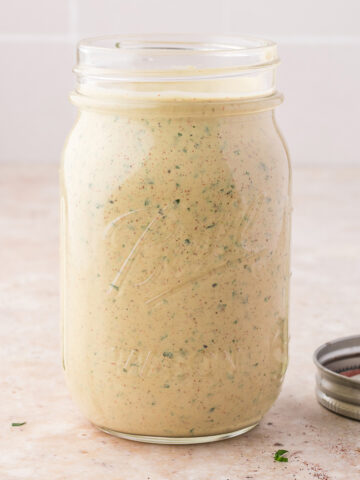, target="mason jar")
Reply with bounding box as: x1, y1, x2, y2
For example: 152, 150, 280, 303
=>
61, 35, 291, 444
